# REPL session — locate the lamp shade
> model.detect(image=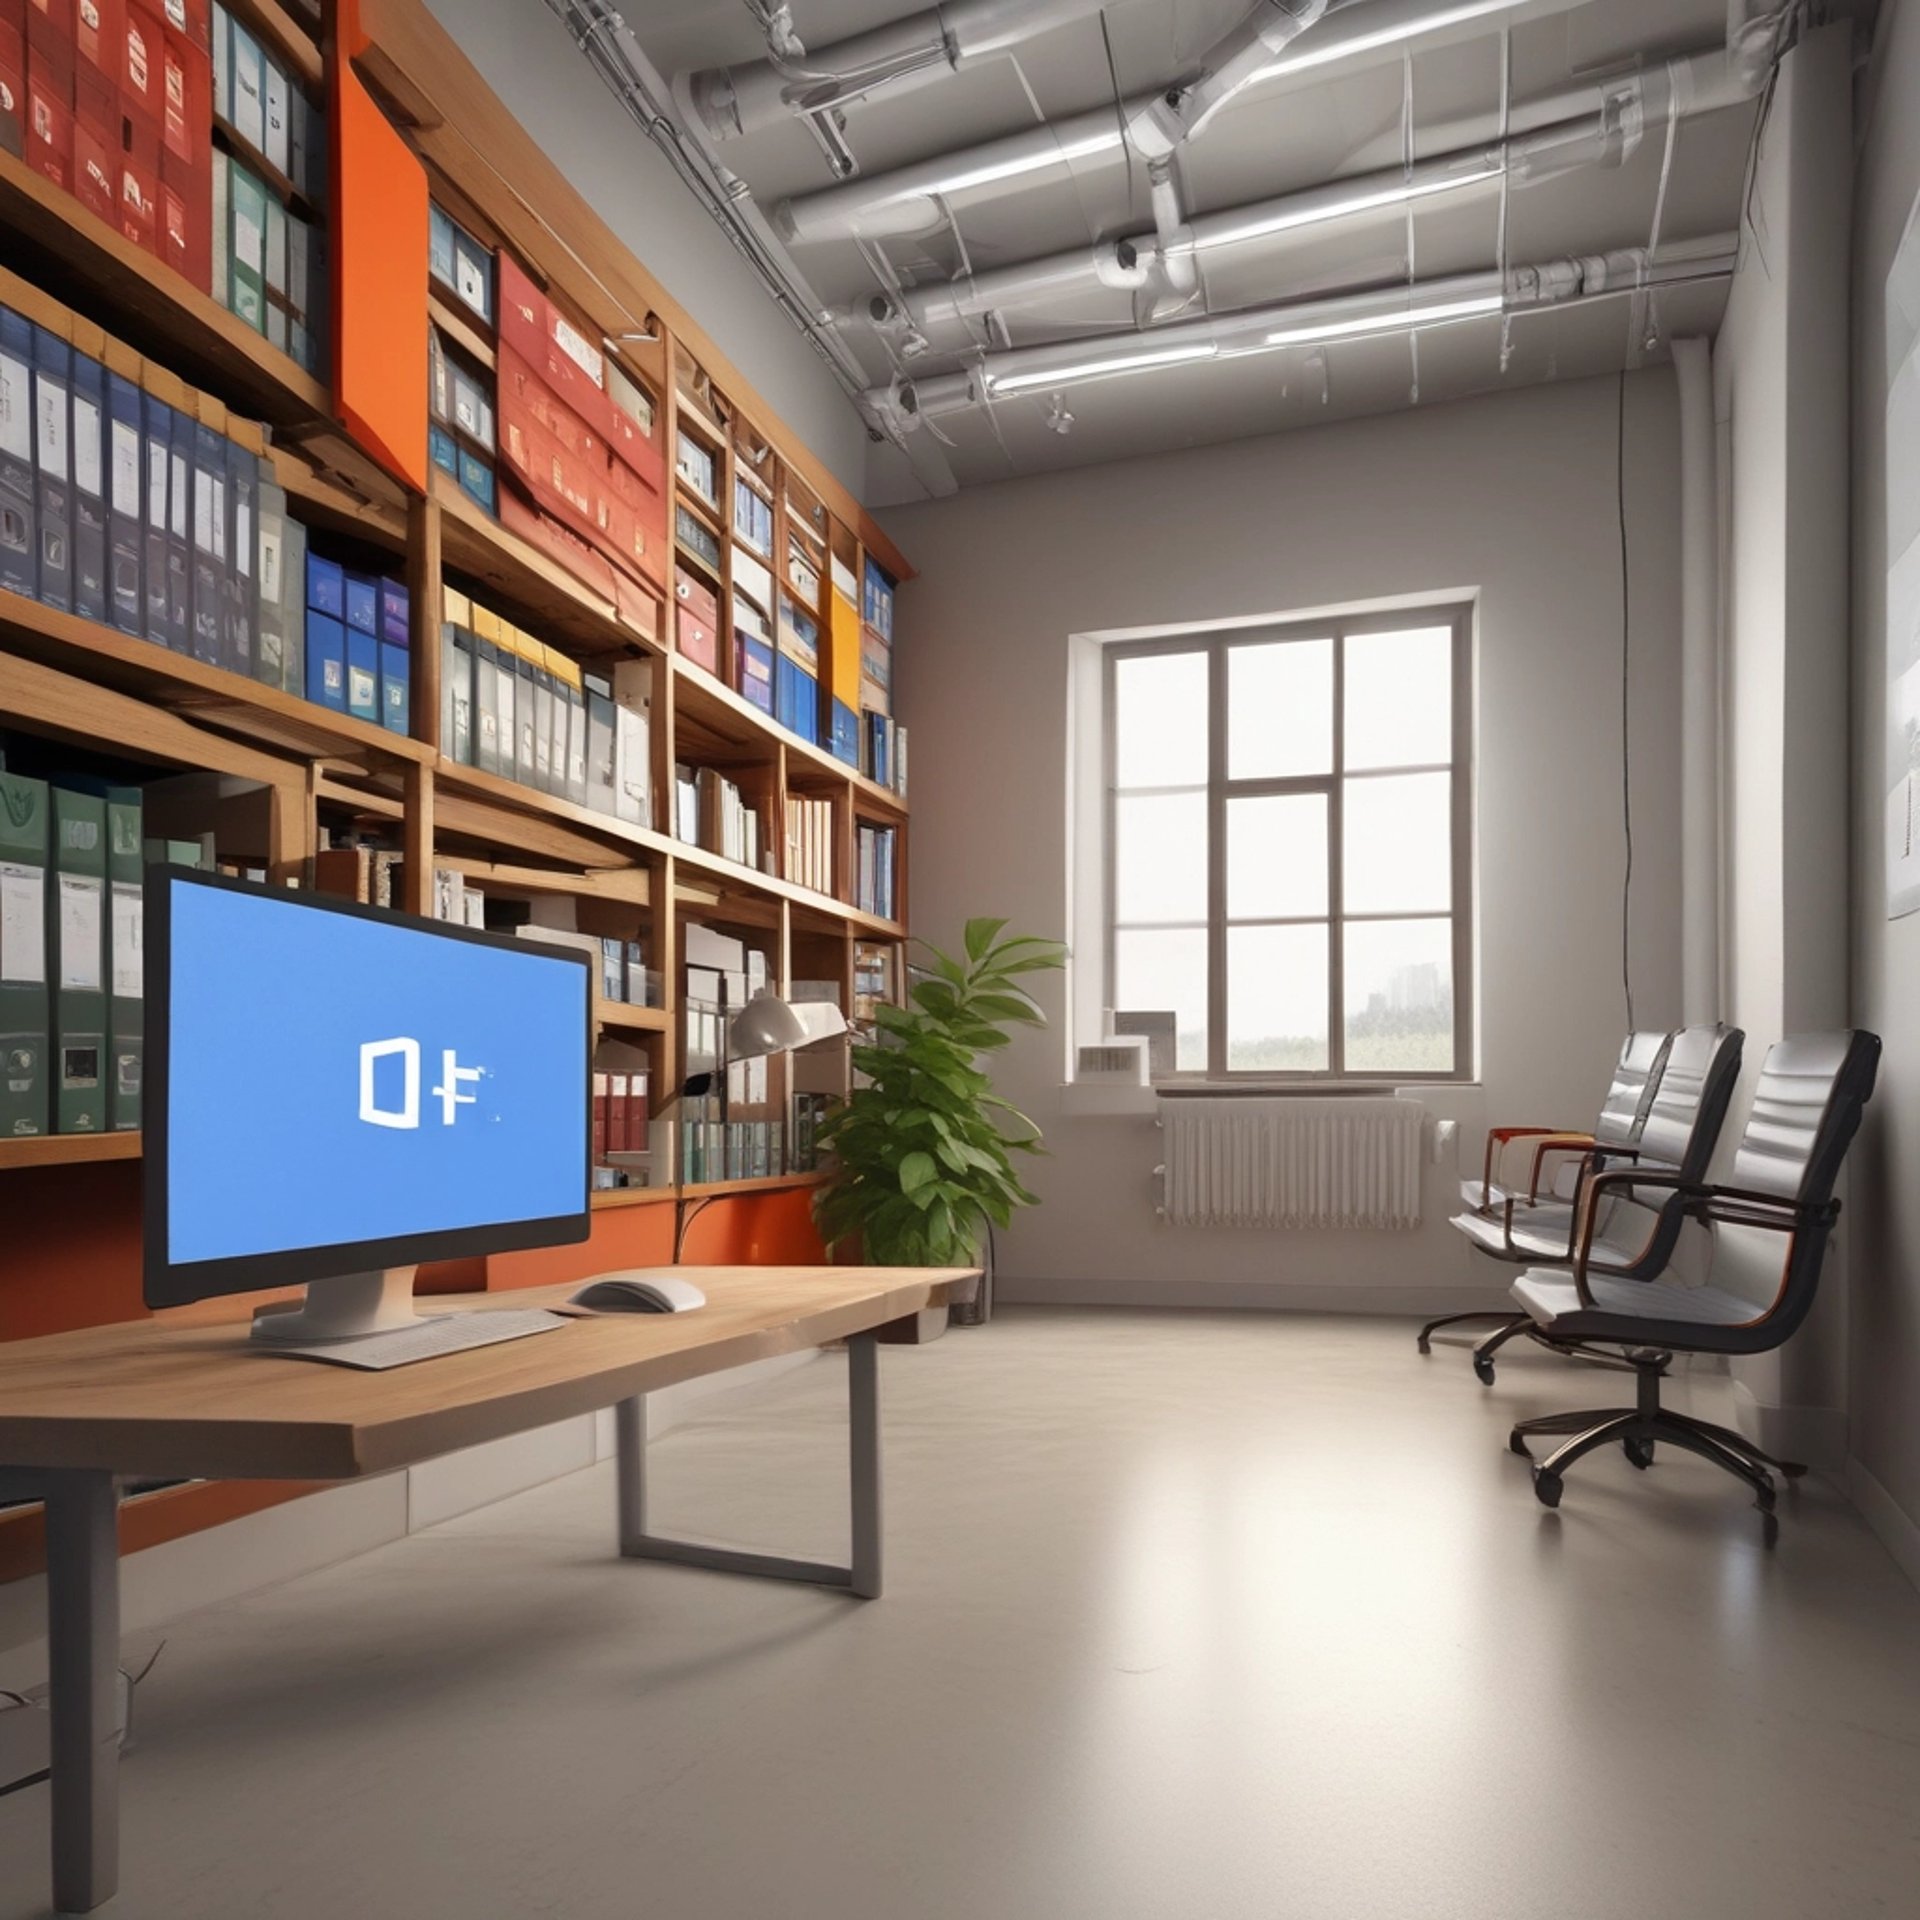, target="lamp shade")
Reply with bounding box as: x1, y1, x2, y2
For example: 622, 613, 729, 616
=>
727, 992, 851, 1062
